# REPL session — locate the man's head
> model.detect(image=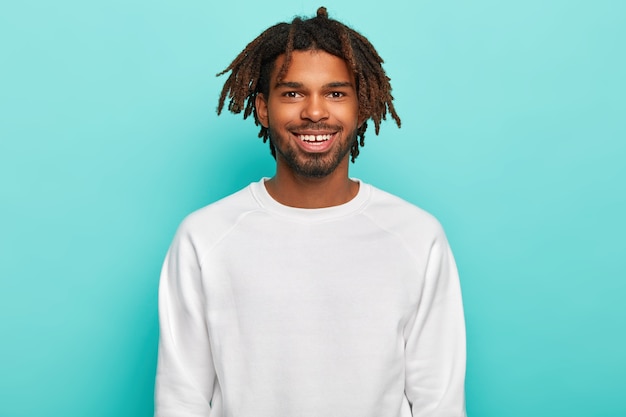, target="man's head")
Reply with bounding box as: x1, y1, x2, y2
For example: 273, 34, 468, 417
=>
217, 7, 401, 162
